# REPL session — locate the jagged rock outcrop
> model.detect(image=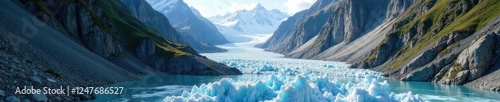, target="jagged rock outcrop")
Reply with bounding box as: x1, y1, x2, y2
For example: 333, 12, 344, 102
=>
259, 0, 338, 53
260, 0, 413, 61
1, 0, 138, 101
120, 0, 183, 43
11, 0, 240, 75
261, 0, 500, 91
439, 34, 494, 84
120, 0, 226, 53
1, 1, 244, 100
350, 0, 500, 91
146, 0, 229, 45
285, 0, 394, 59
